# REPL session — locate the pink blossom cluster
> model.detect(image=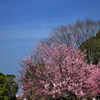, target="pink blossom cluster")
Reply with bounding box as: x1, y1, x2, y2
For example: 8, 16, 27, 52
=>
18, 42, 100, 99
